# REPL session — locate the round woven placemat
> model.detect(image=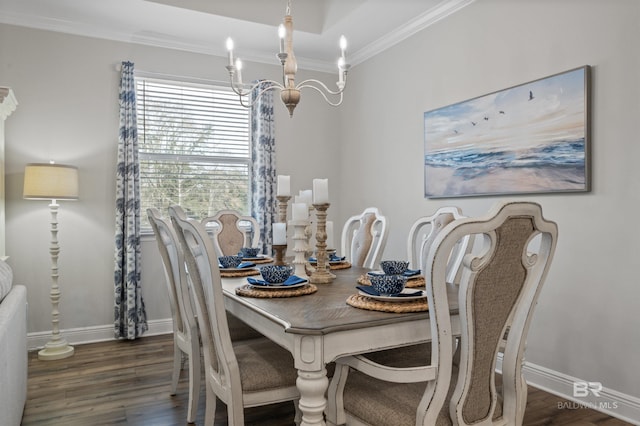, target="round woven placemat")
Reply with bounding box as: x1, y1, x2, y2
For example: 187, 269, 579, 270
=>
235, 283, 318, 298
346, 293, 428, 313
356, 274, 425, 288
220, 268, 260, 278
309, 261, 352, 270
